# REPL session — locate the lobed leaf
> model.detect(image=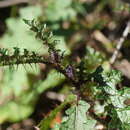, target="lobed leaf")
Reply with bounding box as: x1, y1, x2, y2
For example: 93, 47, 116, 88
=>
54, 100, 96, 130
